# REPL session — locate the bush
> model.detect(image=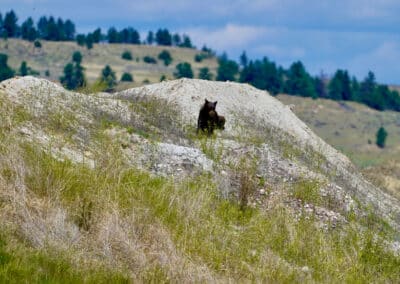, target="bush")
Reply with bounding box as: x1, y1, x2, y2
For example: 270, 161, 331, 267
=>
194, 53, 205, 62
120, 72, 133, 82
173, 62, 193, 79
34, 40, 42, 48
376, 127, 388, 148
158, 50, 172, 66
121, 51, 132, 60
0, 53, 15, 81
143, 56, 157, 64
198, 67, 212, 80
